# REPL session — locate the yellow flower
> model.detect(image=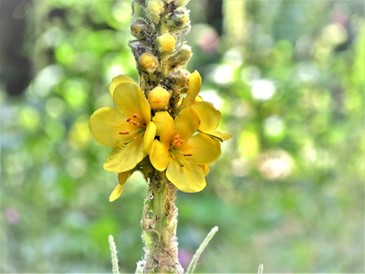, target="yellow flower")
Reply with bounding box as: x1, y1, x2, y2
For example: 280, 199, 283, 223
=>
149, 108, 221, 192
89, 75, 156, 174
178, 70, 232, 142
